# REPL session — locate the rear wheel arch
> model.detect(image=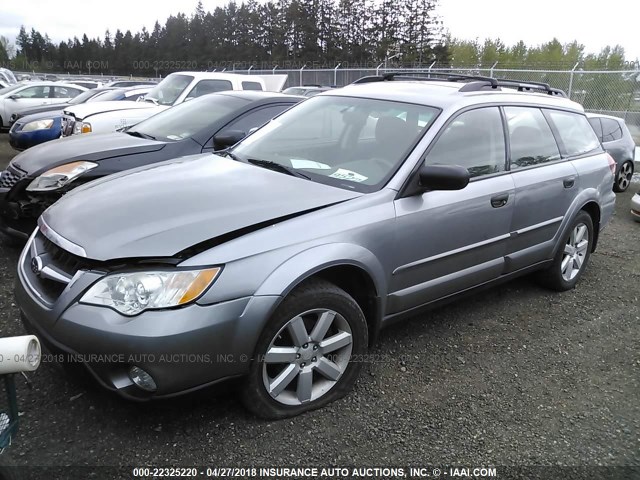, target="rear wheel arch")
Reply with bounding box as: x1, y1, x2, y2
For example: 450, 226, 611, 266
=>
580, 201, 601, 252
